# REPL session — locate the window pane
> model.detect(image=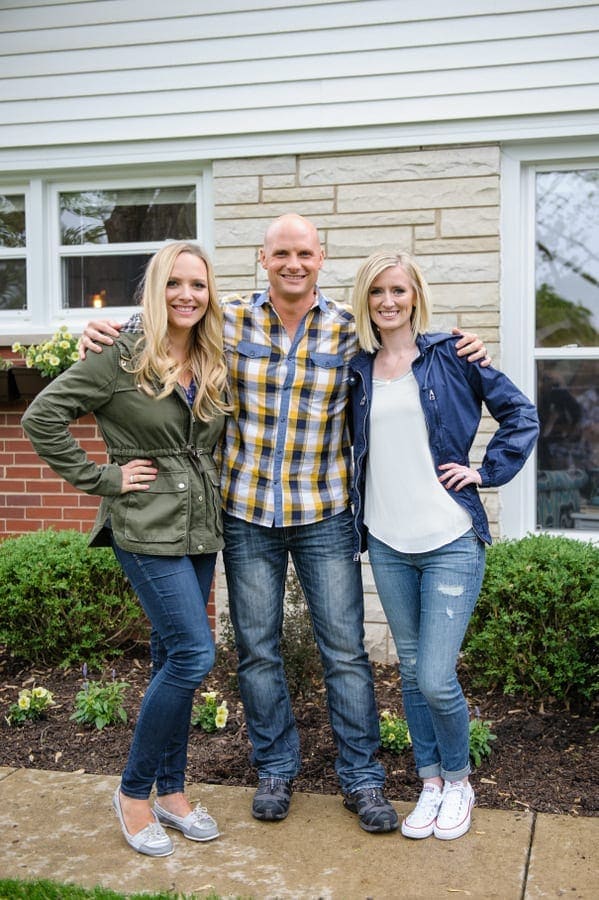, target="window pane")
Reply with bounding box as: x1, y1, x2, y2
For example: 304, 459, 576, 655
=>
535, 170, 599, 348
0, 194, 26, 247
537, 359, 599, 530
60, 186, 196, 245
0, 259, 26, 310
62, 254, 151, 309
